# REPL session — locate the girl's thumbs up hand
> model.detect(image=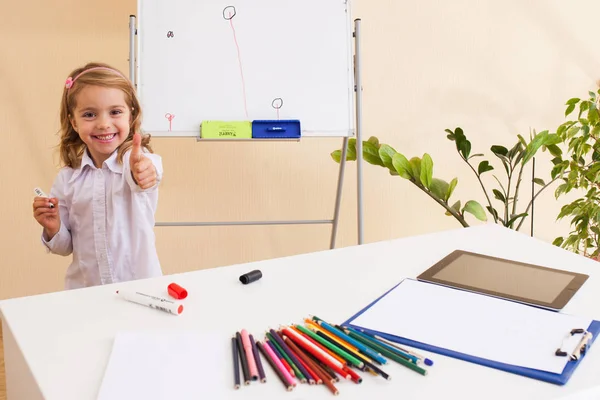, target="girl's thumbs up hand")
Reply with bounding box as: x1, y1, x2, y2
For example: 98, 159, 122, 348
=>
129, 133, 157, 189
